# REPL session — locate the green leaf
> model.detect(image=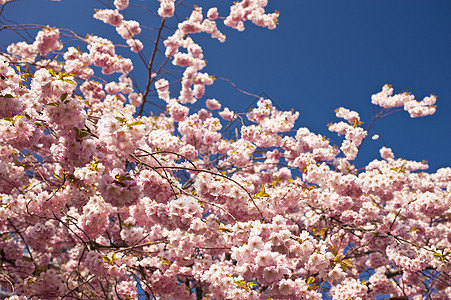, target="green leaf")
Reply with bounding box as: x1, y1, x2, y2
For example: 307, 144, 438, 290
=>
4, 94, 14, 98
13, 115, 24, 122
218, 227, 232, 233
22, 72, 34, 79
61, 93, 68, 101
434, 252, 449, 262
129, 120, 144, 126
102, 256, 112, 264
64, 78, 76, 85
331, 246, 338, 256
352, 119, 363, 127
340, 263, 347, 271
342, 259, 353, 268
162, 258, 173, 266
115, 116, 125, 124
75, 127, 90, 139
47, 68, 57, 77
47, 102, 59, 107
234, 280, 249, 291
340, 259, 354, 271
408, 227, 419, 233
67, 174, 76, 183
307, 285, 318, 291
255, 185, 270, 198
80, 132, 90, 138
54, 174, 61, 180
90, 161, 98, 171
306, 276, 315, 285
121, 221, 135, 228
